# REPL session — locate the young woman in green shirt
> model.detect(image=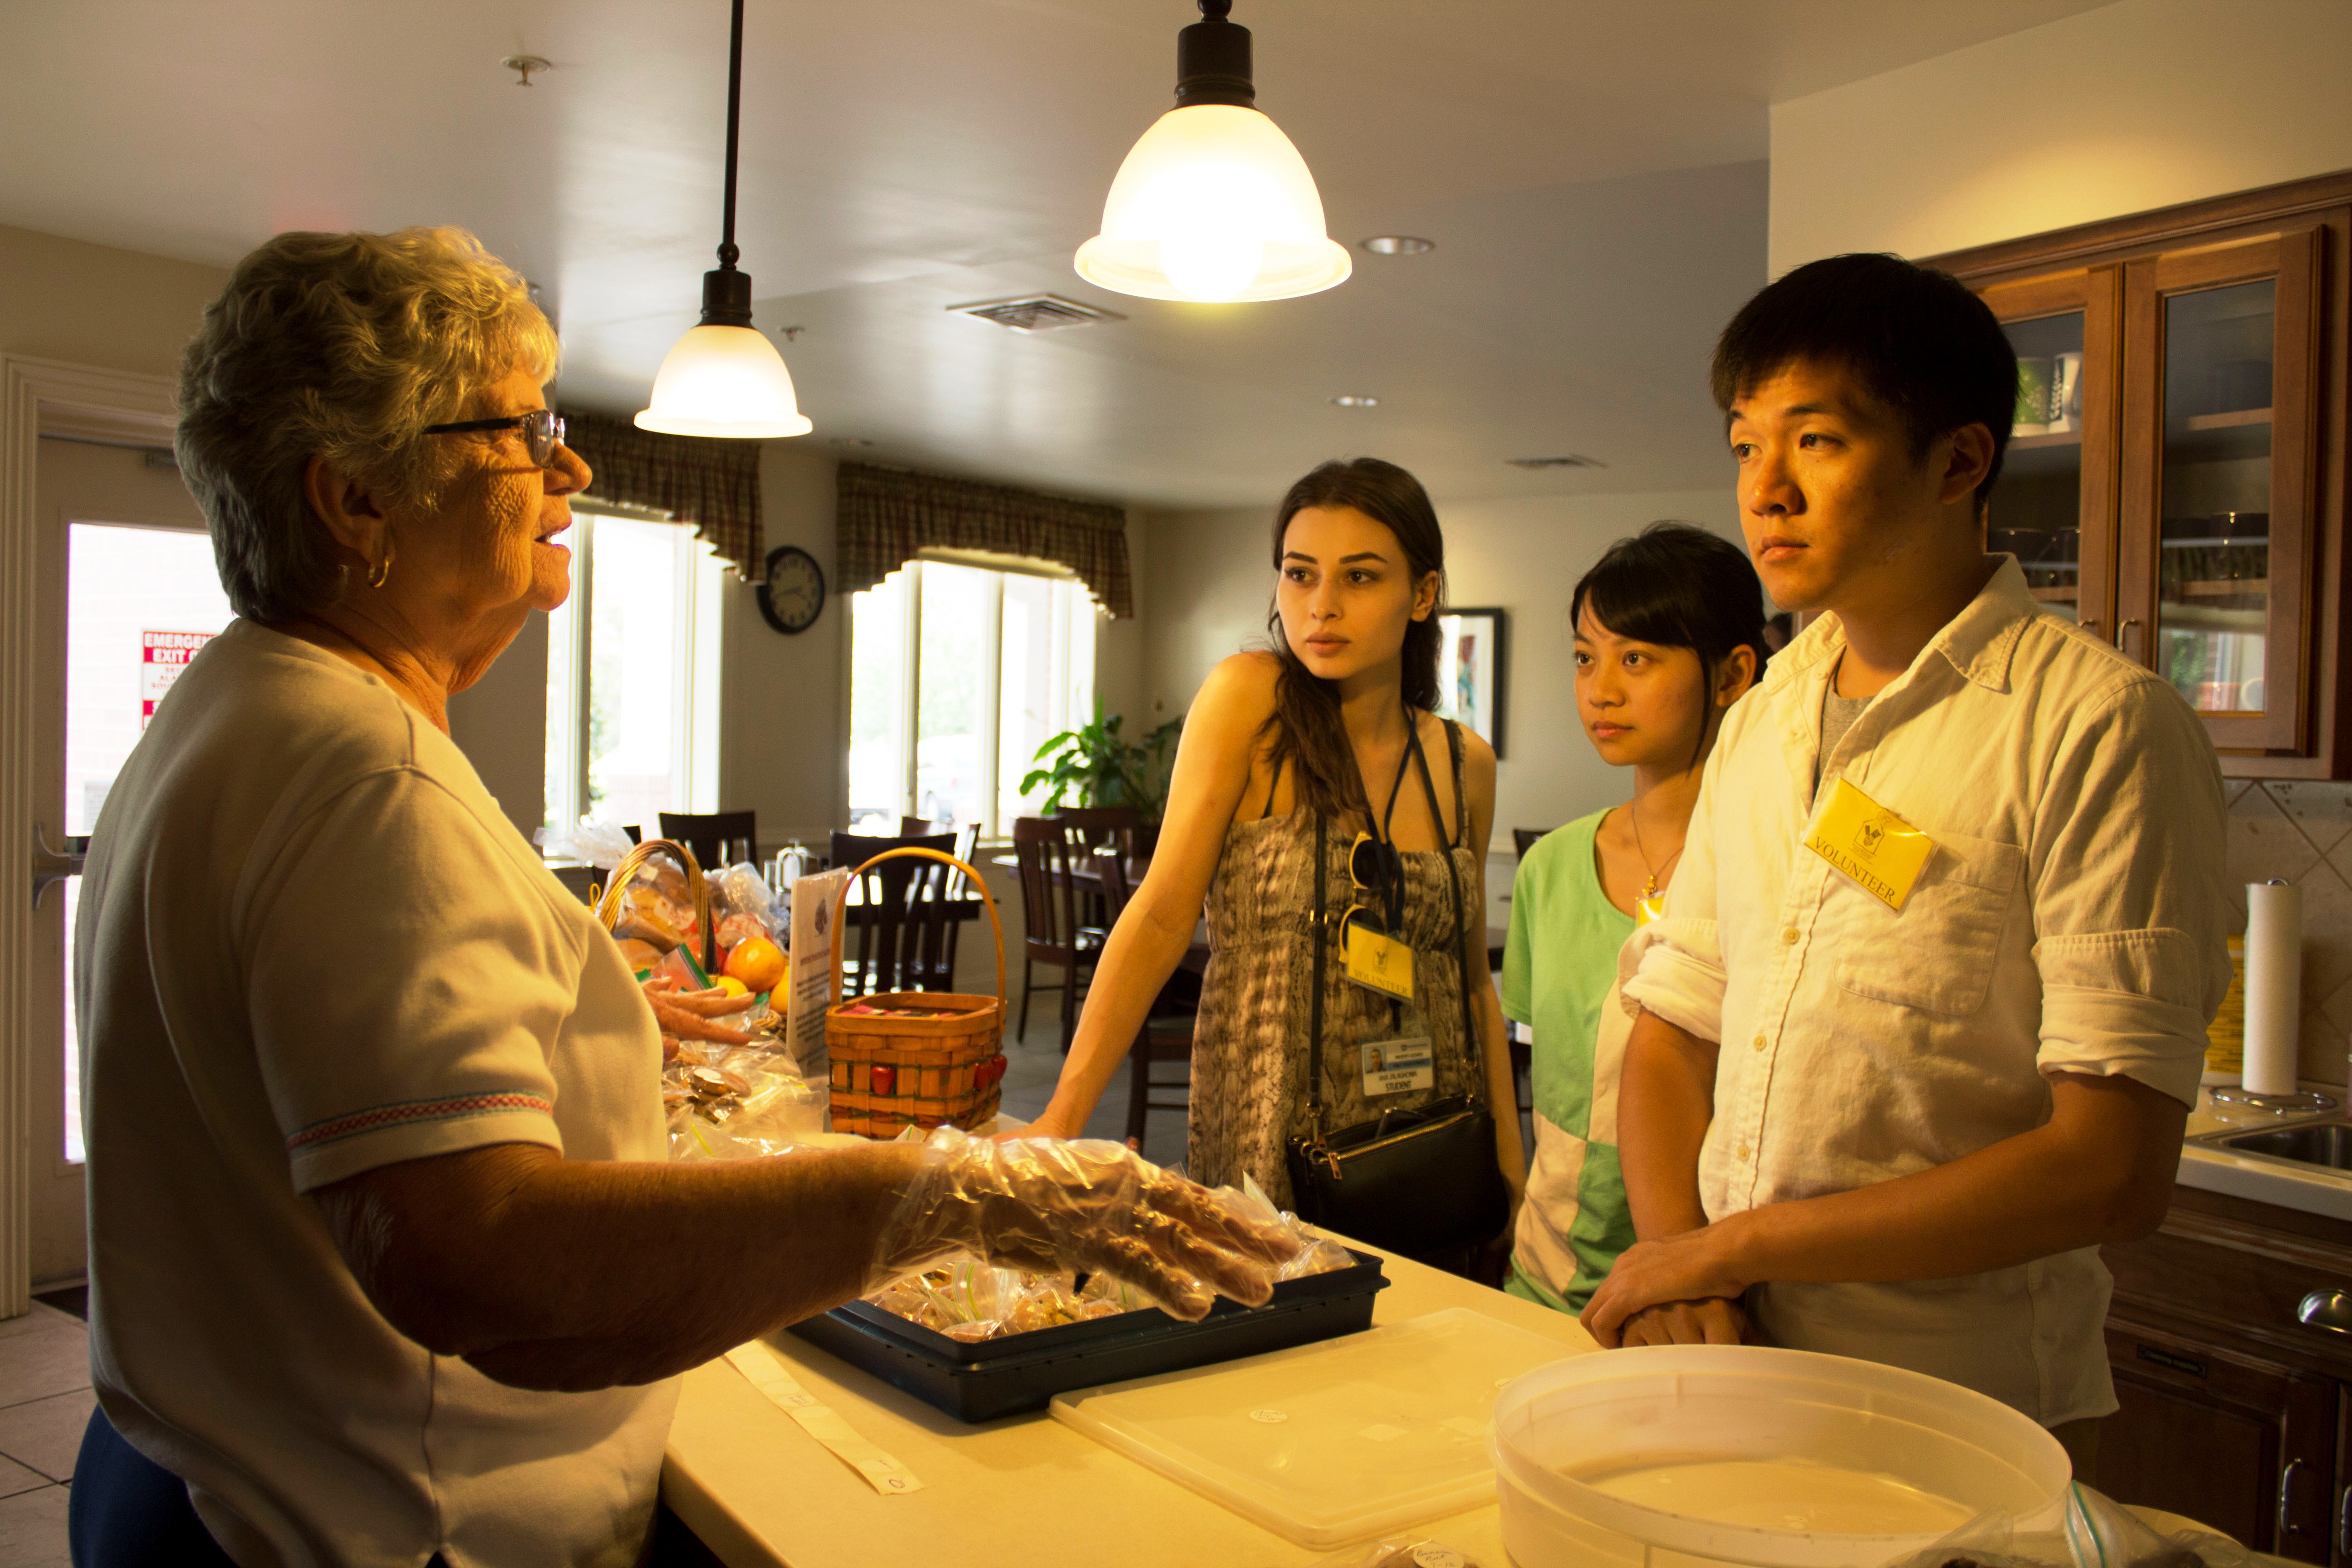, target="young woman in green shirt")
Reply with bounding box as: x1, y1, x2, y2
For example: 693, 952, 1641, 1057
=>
1503, 523, 1769, 1314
